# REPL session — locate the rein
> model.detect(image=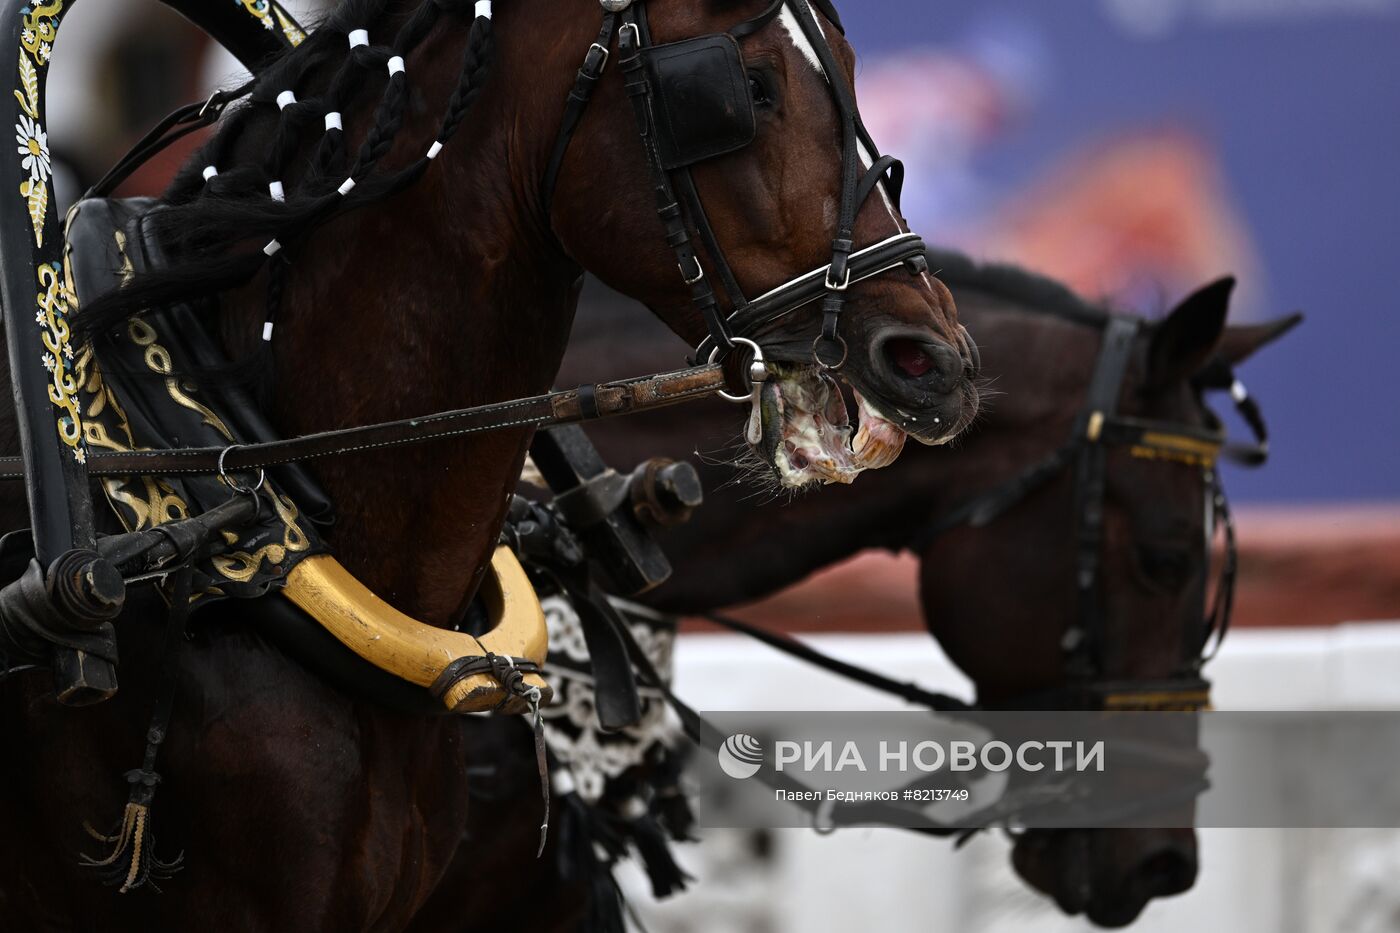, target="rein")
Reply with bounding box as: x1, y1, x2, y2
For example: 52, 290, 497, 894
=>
607, 599, 1206, 840
0, 364, 728, 480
